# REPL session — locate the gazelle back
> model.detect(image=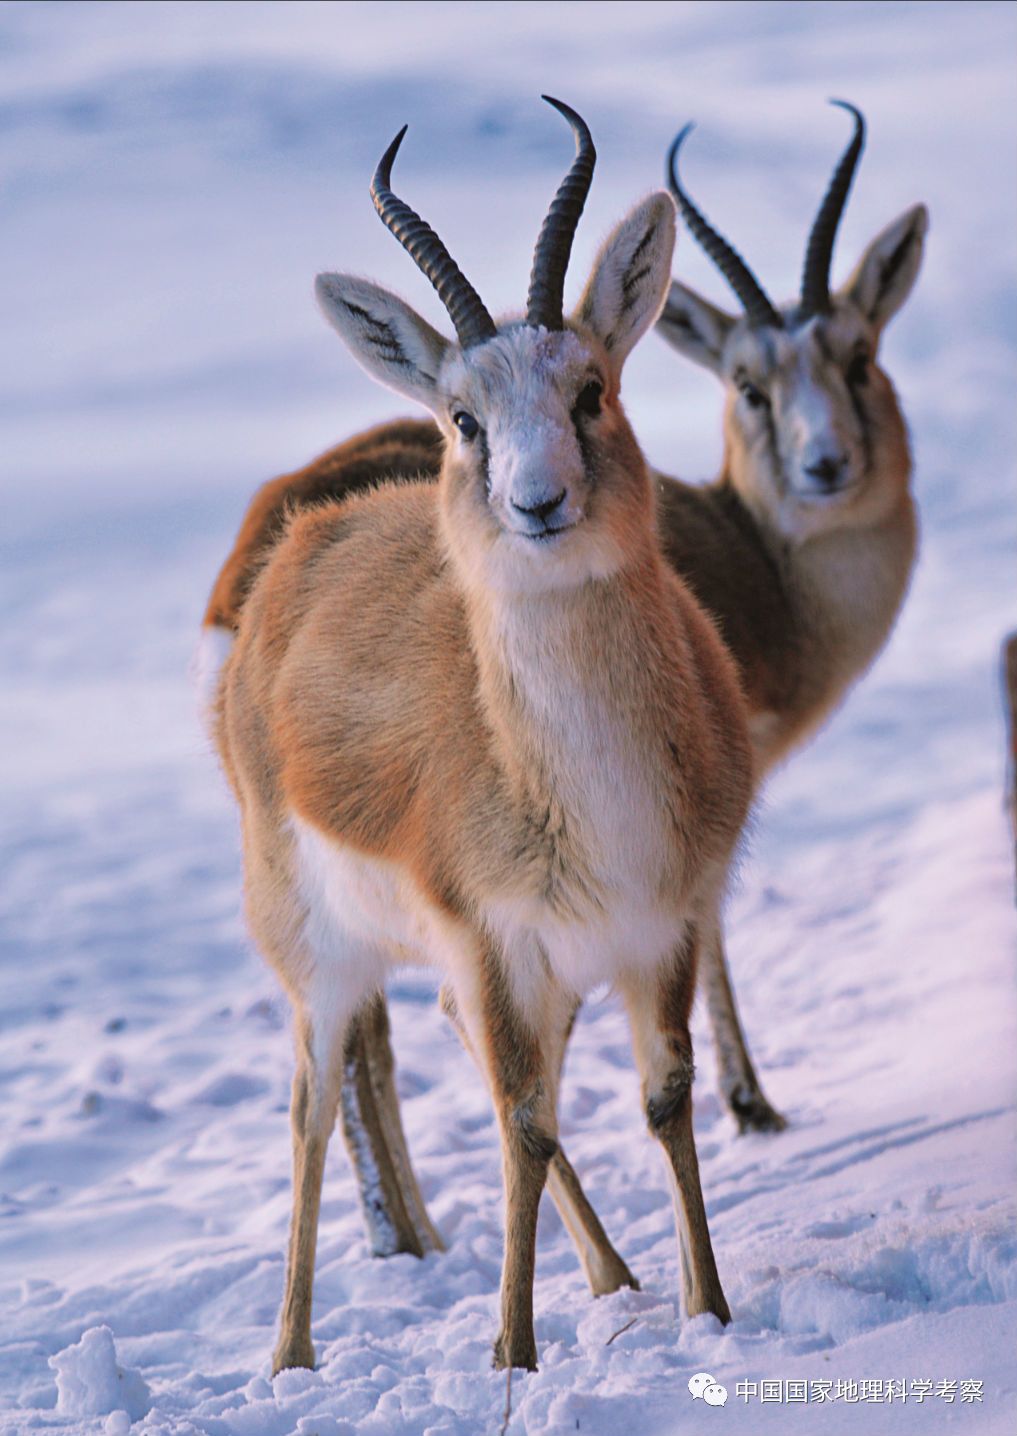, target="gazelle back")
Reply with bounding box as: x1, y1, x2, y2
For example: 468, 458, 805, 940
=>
214, 99, 753, 1374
